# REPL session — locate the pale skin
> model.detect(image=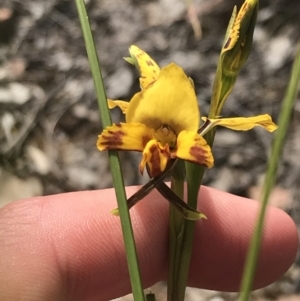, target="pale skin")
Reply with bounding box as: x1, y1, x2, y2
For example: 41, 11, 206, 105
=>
0, 186, 298, 301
